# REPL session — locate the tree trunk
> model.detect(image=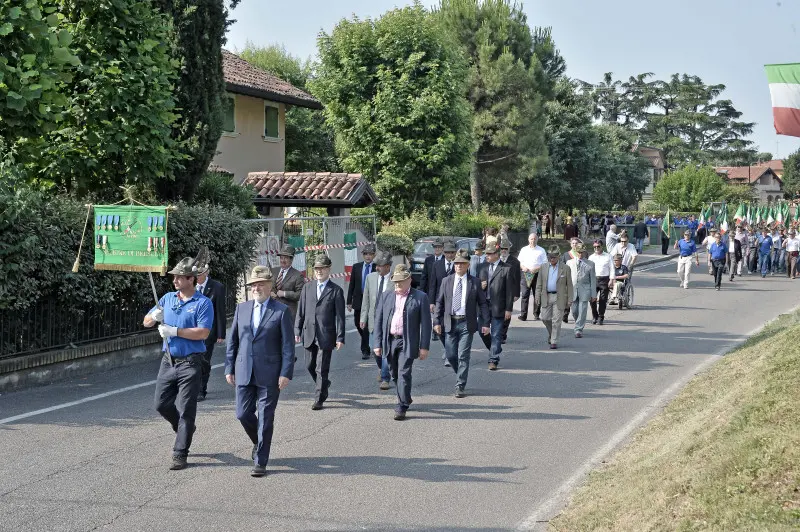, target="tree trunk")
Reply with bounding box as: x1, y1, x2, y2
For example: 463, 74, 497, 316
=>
470, 156, 481, 210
